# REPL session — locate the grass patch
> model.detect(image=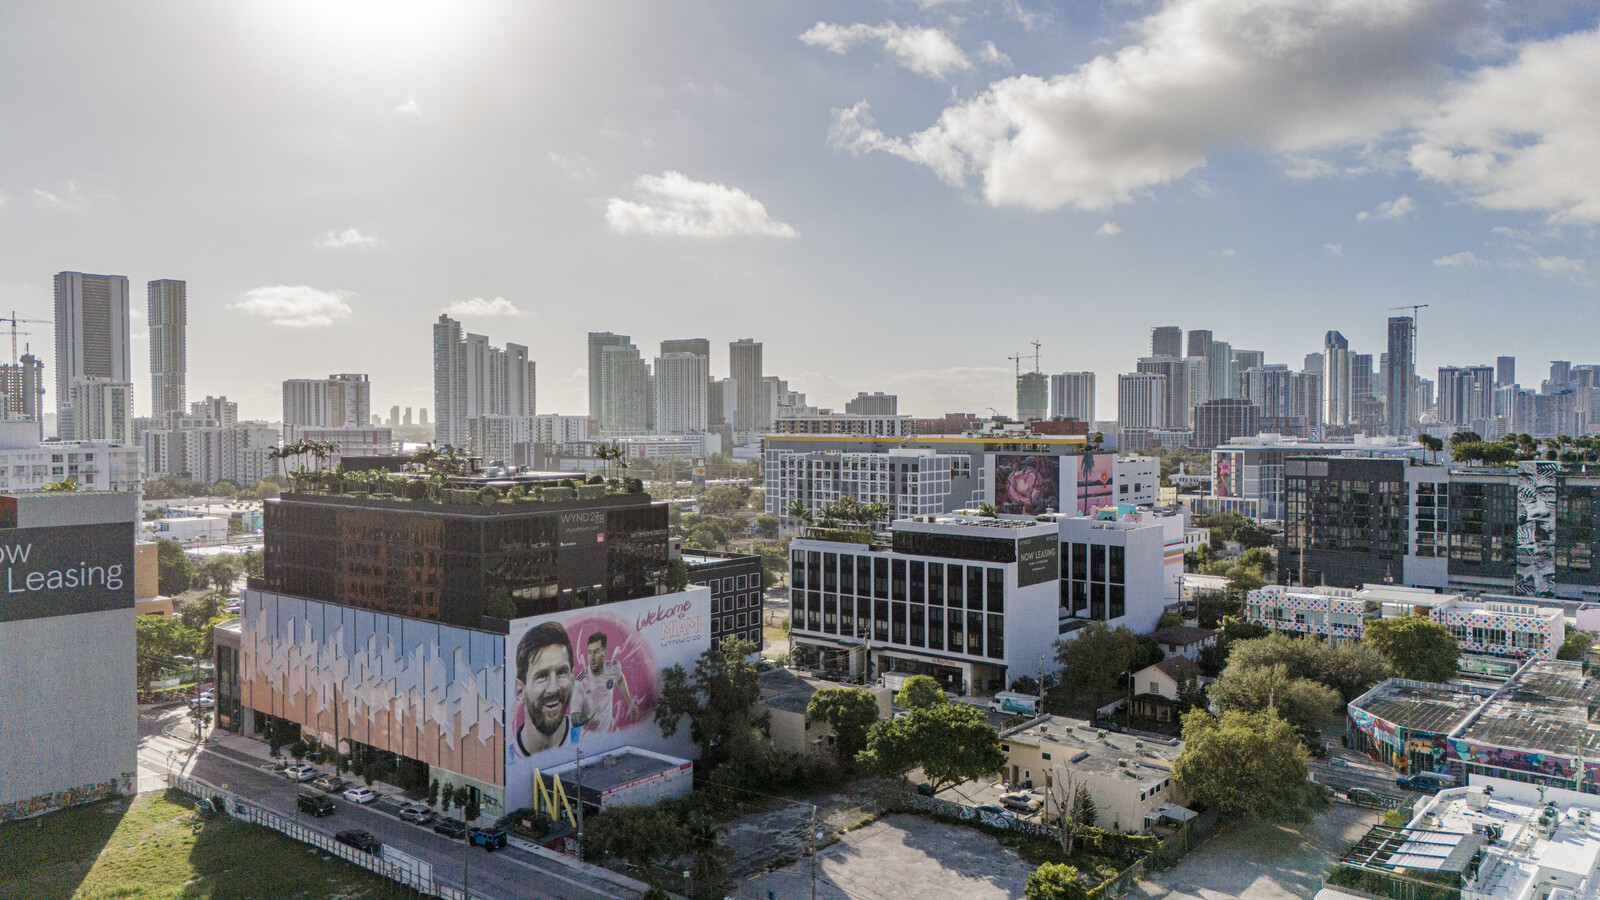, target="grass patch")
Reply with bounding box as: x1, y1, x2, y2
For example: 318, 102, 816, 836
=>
0, 790, 394, 900
762, 625, 787, 645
